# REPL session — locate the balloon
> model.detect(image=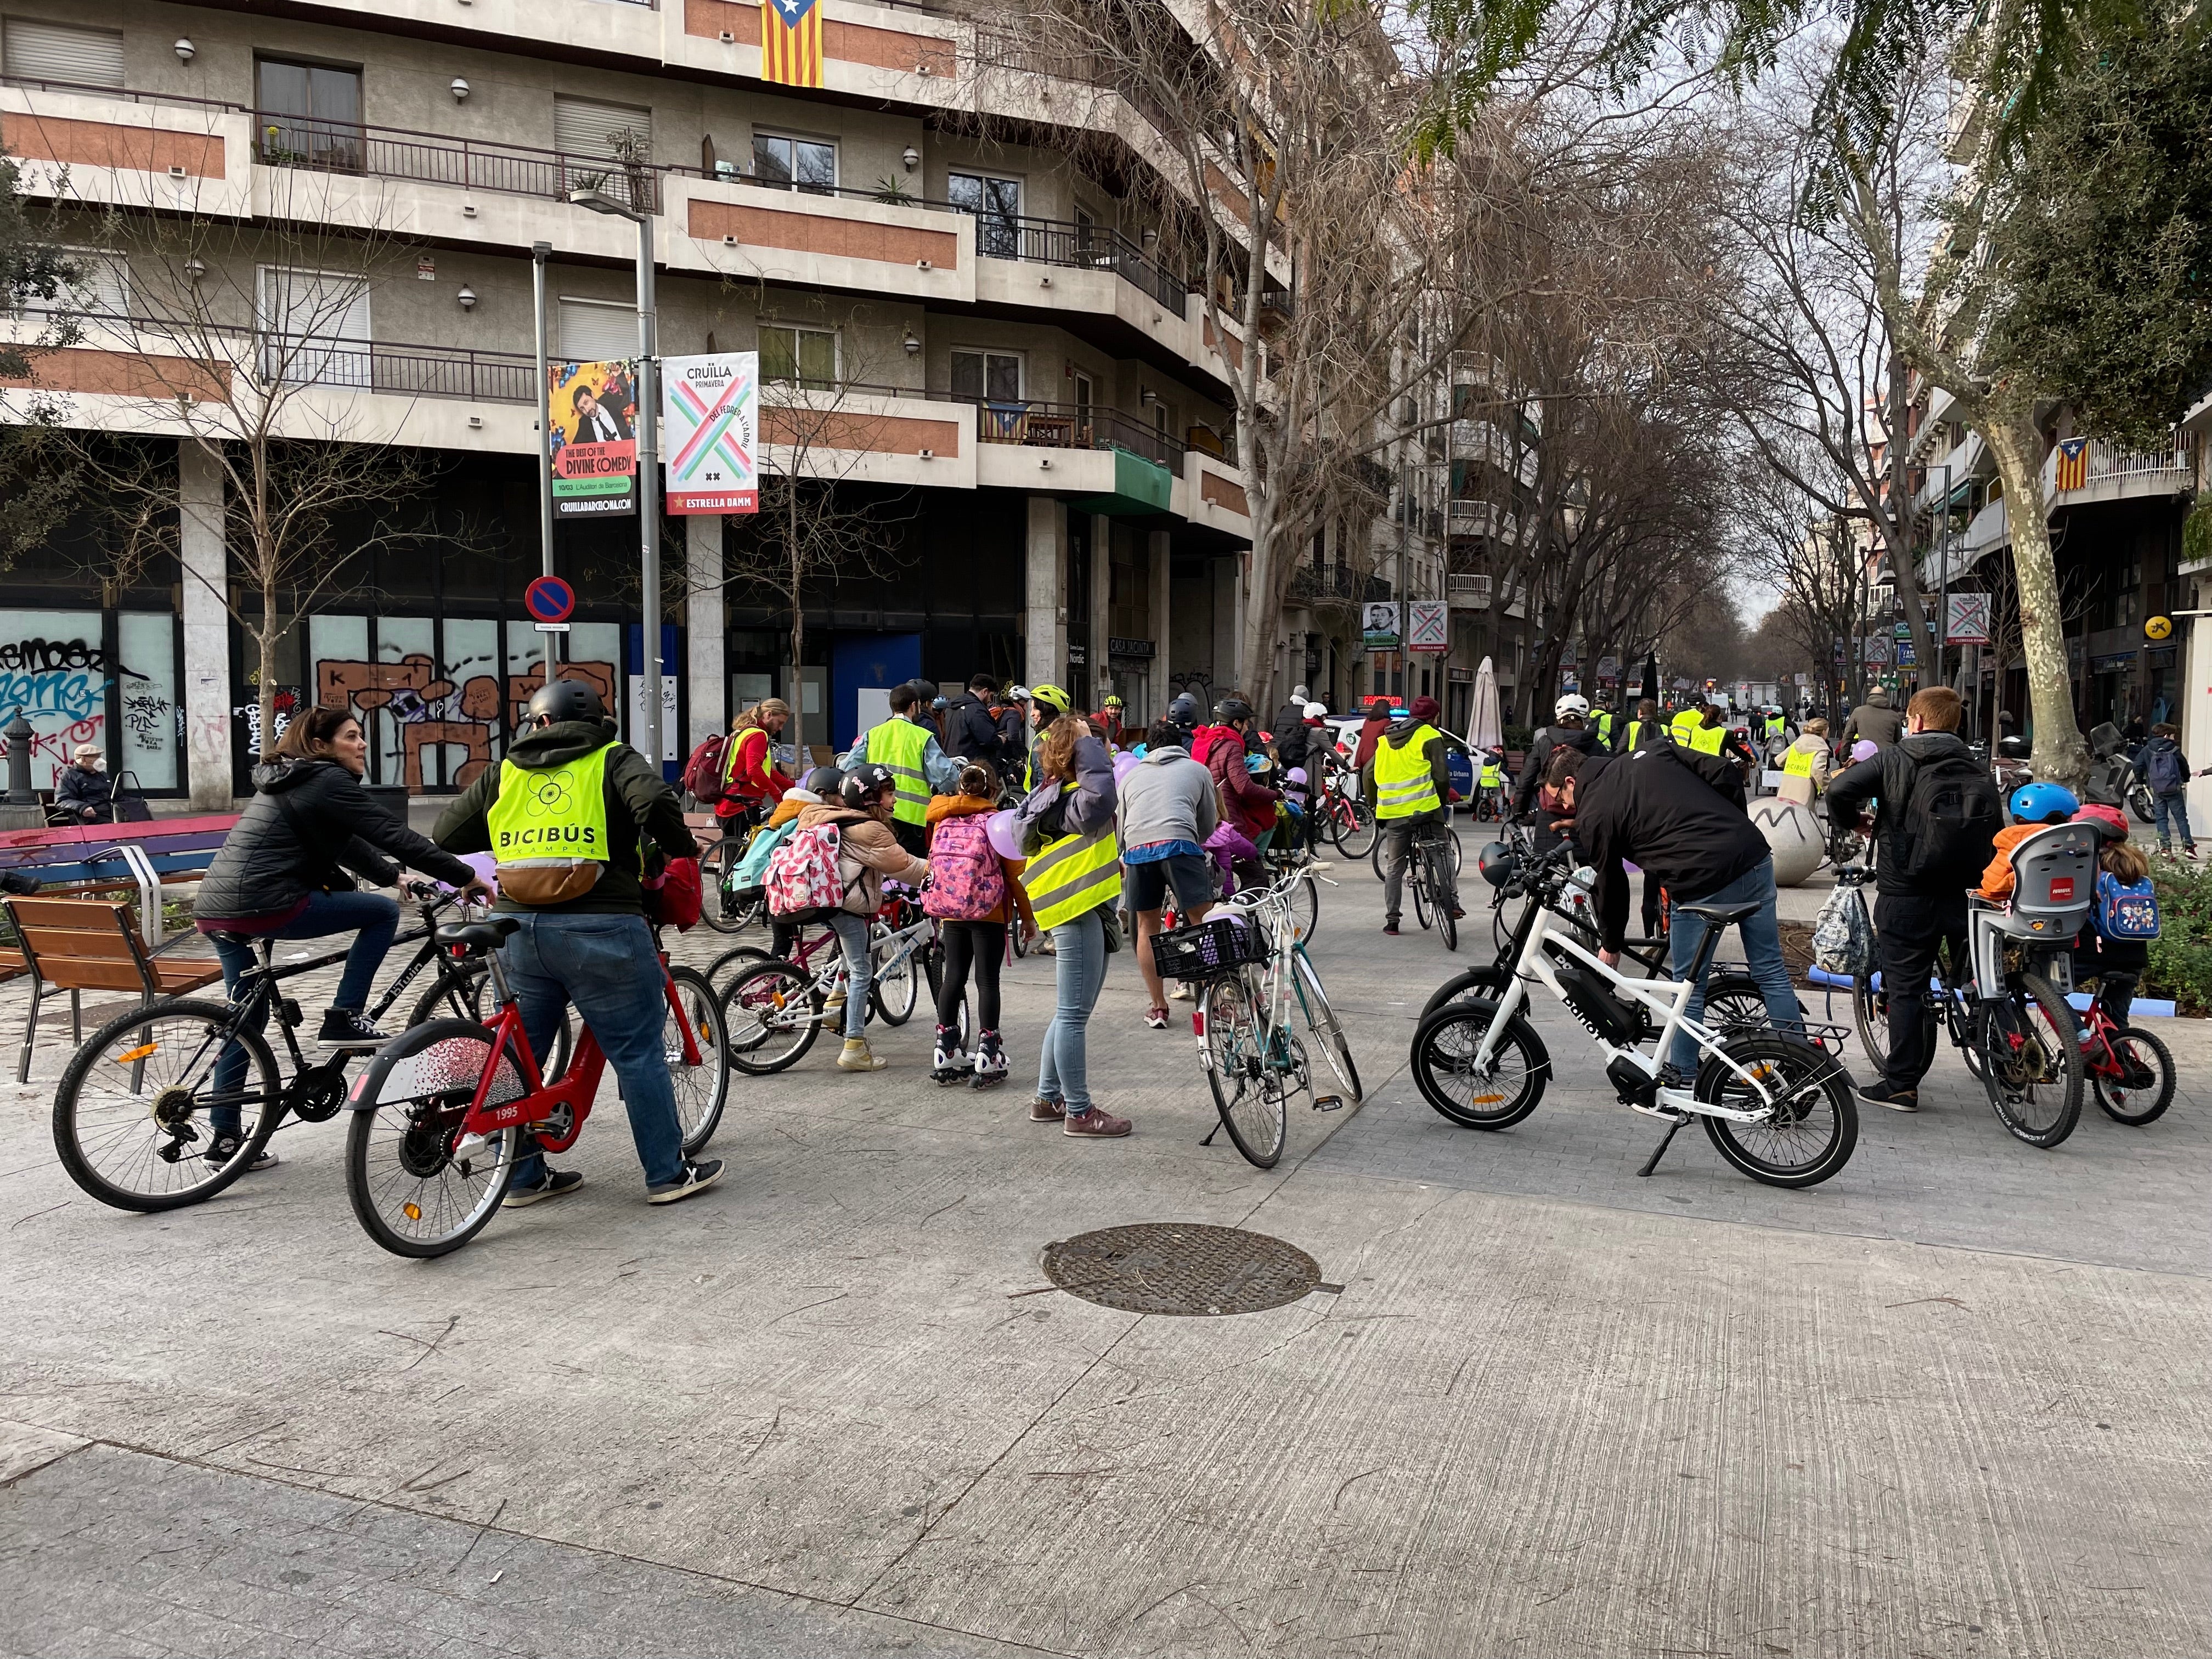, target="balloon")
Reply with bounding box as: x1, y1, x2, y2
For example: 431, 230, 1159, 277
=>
1113, 751, 1141, 786
1287, 766, 1308, 785
985, 809, 1024, 861
460, 851, 499, 894
1850, 739, 1879, 763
